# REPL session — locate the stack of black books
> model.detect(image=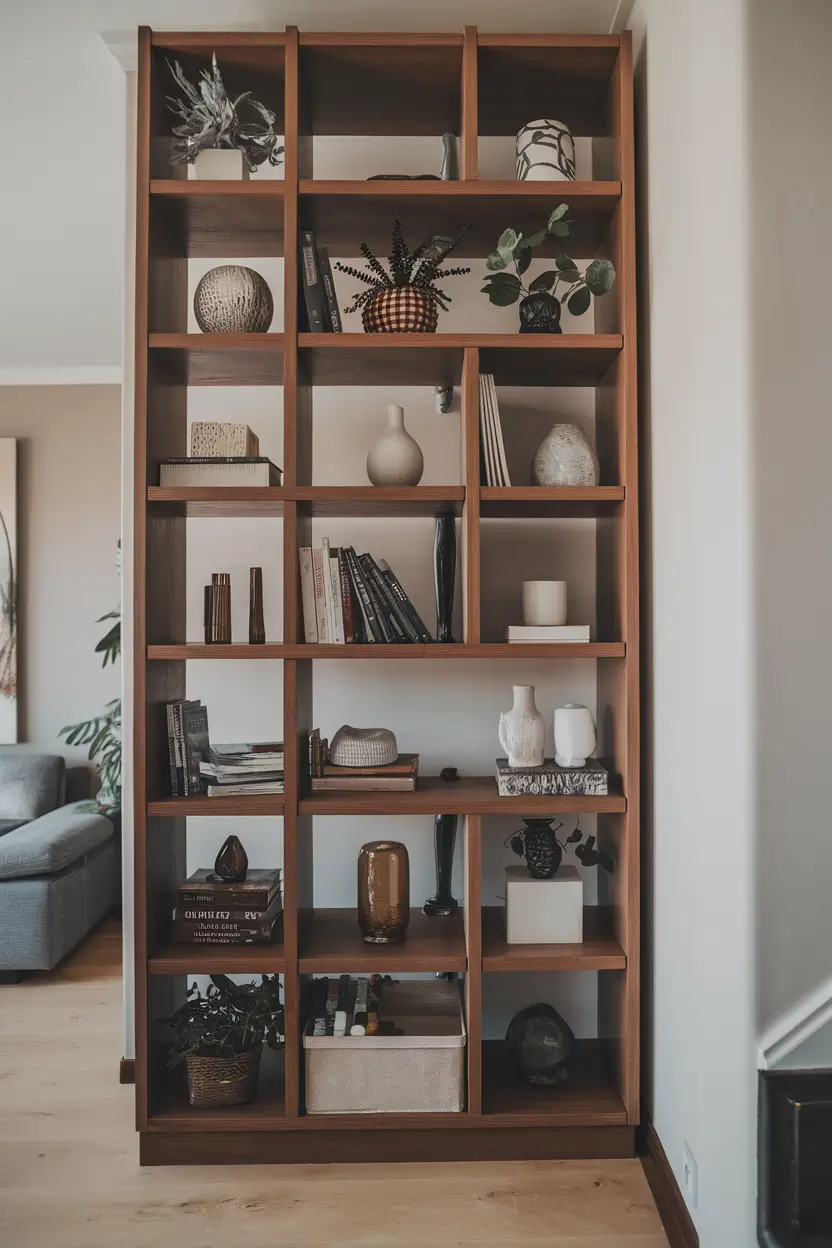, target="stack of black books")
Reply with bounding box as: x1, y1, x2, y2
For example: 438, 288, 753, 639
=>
298, 542, 431, 644
171, 868, 283, 945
